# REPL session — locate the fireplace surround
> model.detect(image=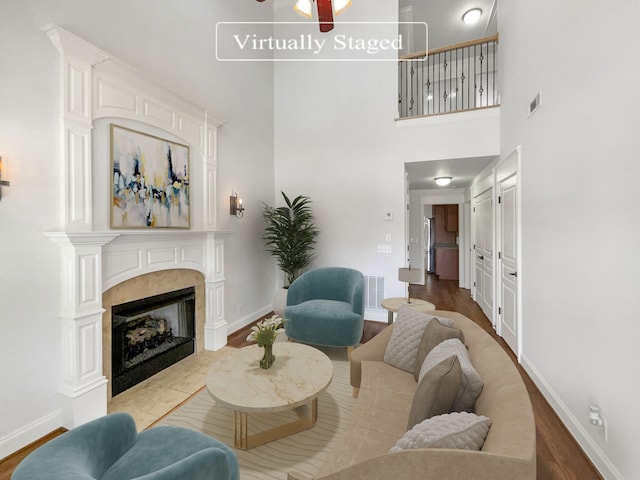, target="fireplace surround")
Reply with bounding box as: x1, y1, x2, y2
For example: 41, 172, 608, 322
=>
43, 25, 228, 429
103, 269, 206, 399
